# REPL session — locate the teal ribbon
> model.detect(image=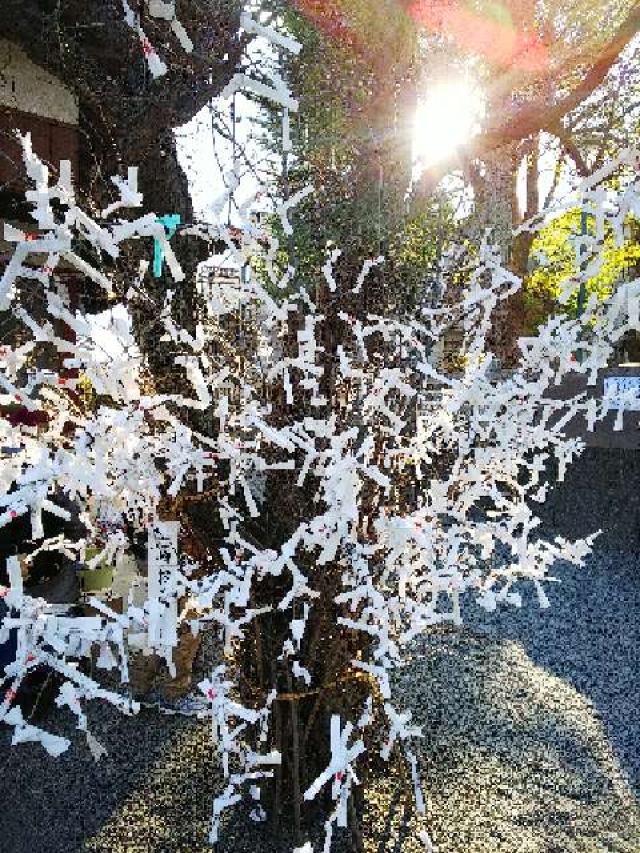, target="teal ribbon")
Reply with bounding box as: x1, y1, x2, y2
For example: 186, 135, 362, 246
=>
153, 214, 181, 278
